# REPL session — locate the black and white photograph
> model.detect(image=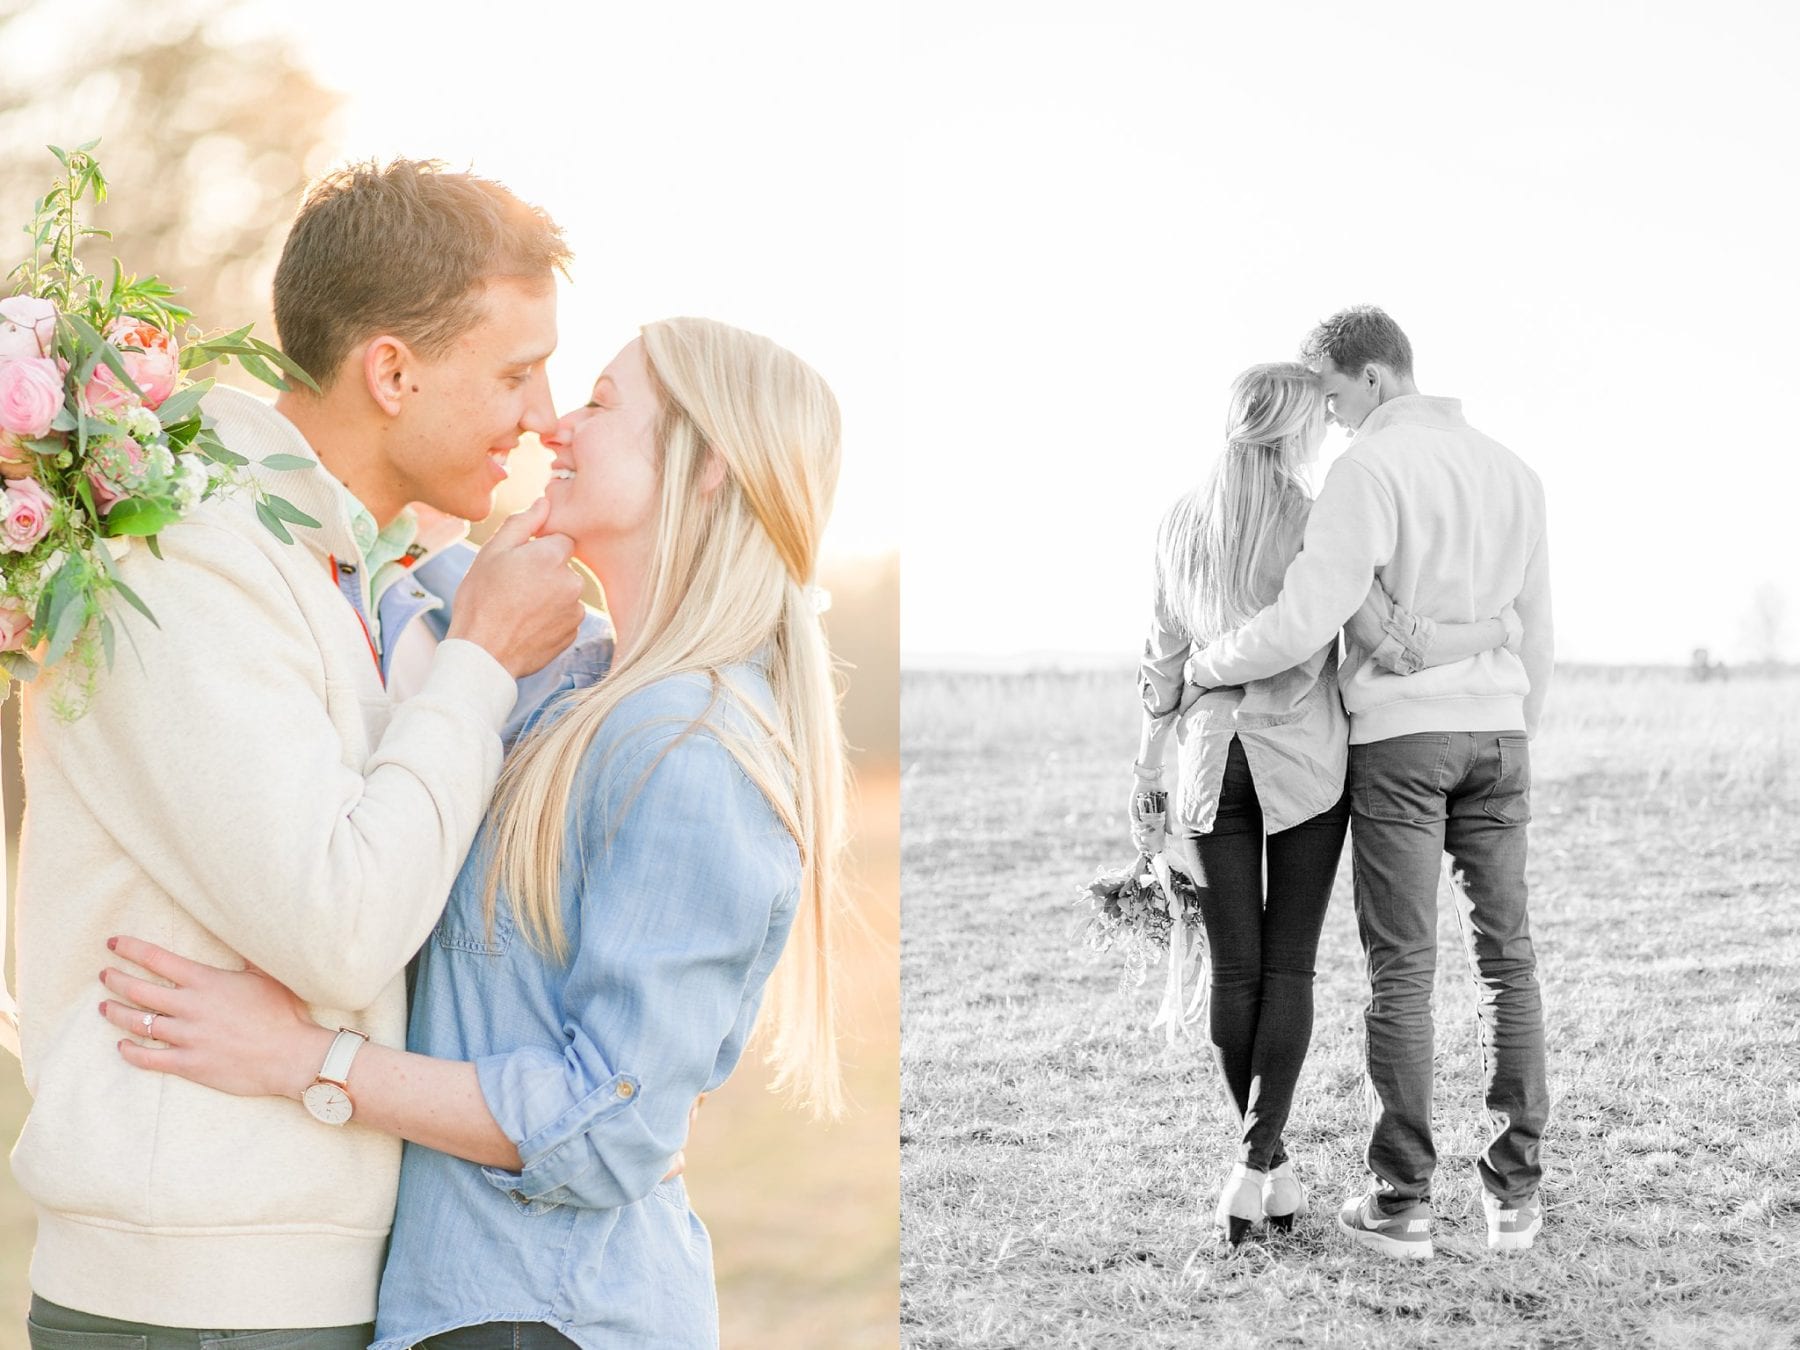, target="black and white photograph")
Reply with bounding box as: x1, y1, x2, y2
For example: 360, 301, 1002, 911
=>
901, 5, 1800, 1346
